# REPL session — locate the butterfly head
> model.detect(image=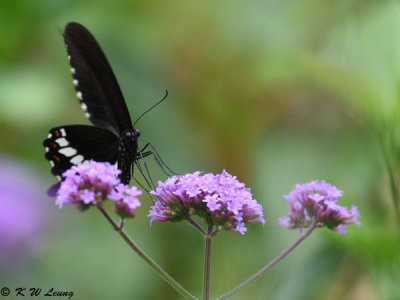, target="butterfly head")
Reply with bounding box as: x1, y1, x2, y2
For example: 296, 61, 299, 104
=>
120, 129, 140, 154
124, 129, 140, 139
